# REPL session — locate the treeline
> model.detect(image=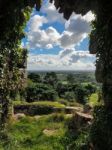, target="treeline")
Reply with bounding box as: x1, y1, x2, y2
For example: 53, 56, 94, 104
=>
26, 72, 97, 104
